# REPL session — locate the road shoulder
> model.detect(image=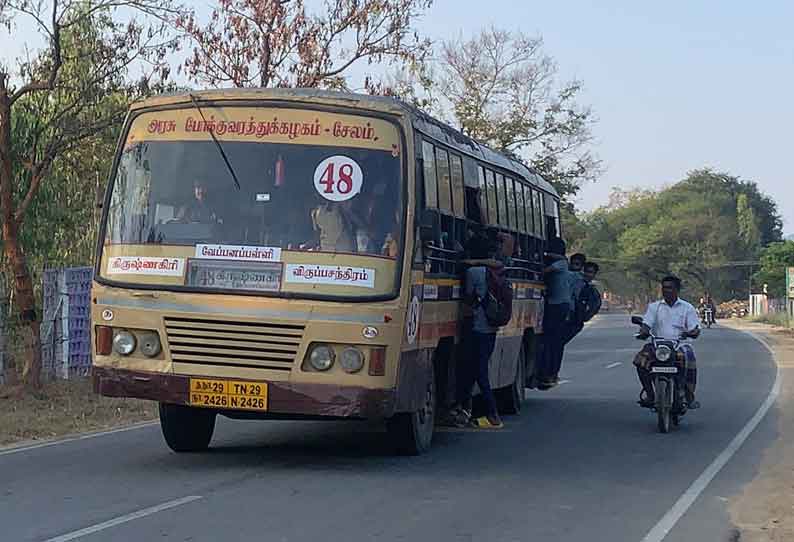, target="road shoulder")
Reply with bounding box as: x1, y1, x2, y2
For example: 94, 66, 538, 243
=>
0, 378, 156, 449
722, 319, 794, 542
